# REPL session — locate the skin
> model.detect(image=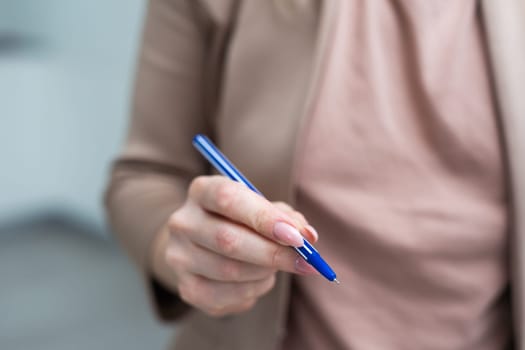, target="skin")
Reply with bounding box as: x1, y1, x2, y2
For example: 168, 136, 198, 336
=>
150, 175, 319, 318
